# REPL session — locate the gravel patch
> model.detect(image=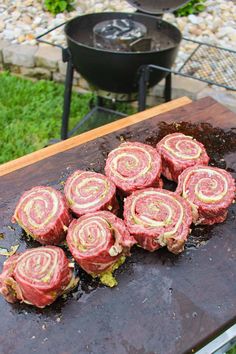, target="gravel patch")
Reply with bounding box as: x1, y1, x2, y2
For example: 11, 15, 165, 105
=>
163, 0, 236, 70
0, 0, 236, 72
0, 0, 135, 46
